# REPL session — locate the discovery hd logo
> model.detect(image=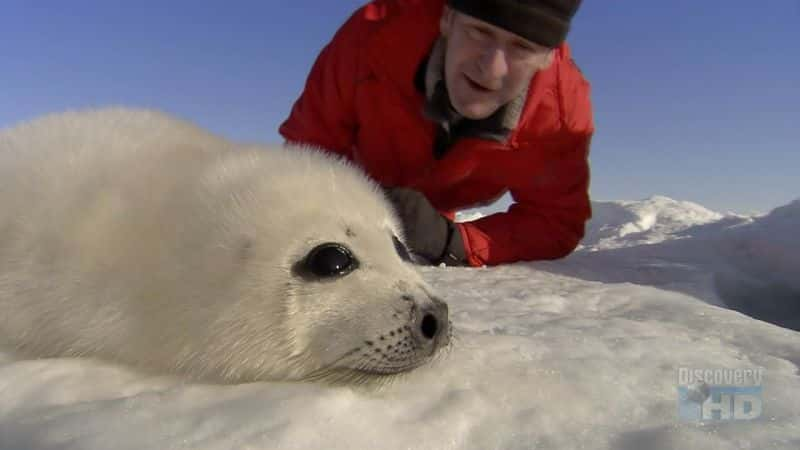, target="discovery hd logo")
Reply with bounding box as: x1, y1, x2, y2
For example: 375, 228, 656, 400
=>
677, 367, 764, 421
